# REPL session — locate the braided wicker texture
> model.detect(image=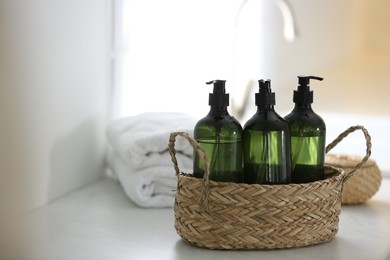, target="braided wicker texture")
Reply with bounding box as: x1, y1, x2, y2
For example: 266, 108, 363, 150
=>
168, 126, 372, 250
174, 169, 343, 249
